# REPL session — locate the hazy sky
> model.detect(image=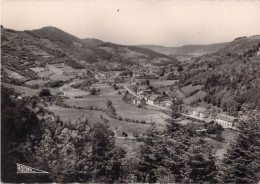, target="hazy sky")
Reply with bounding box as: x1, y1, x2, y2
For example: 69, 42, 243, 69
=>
1, 0, 260, 46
